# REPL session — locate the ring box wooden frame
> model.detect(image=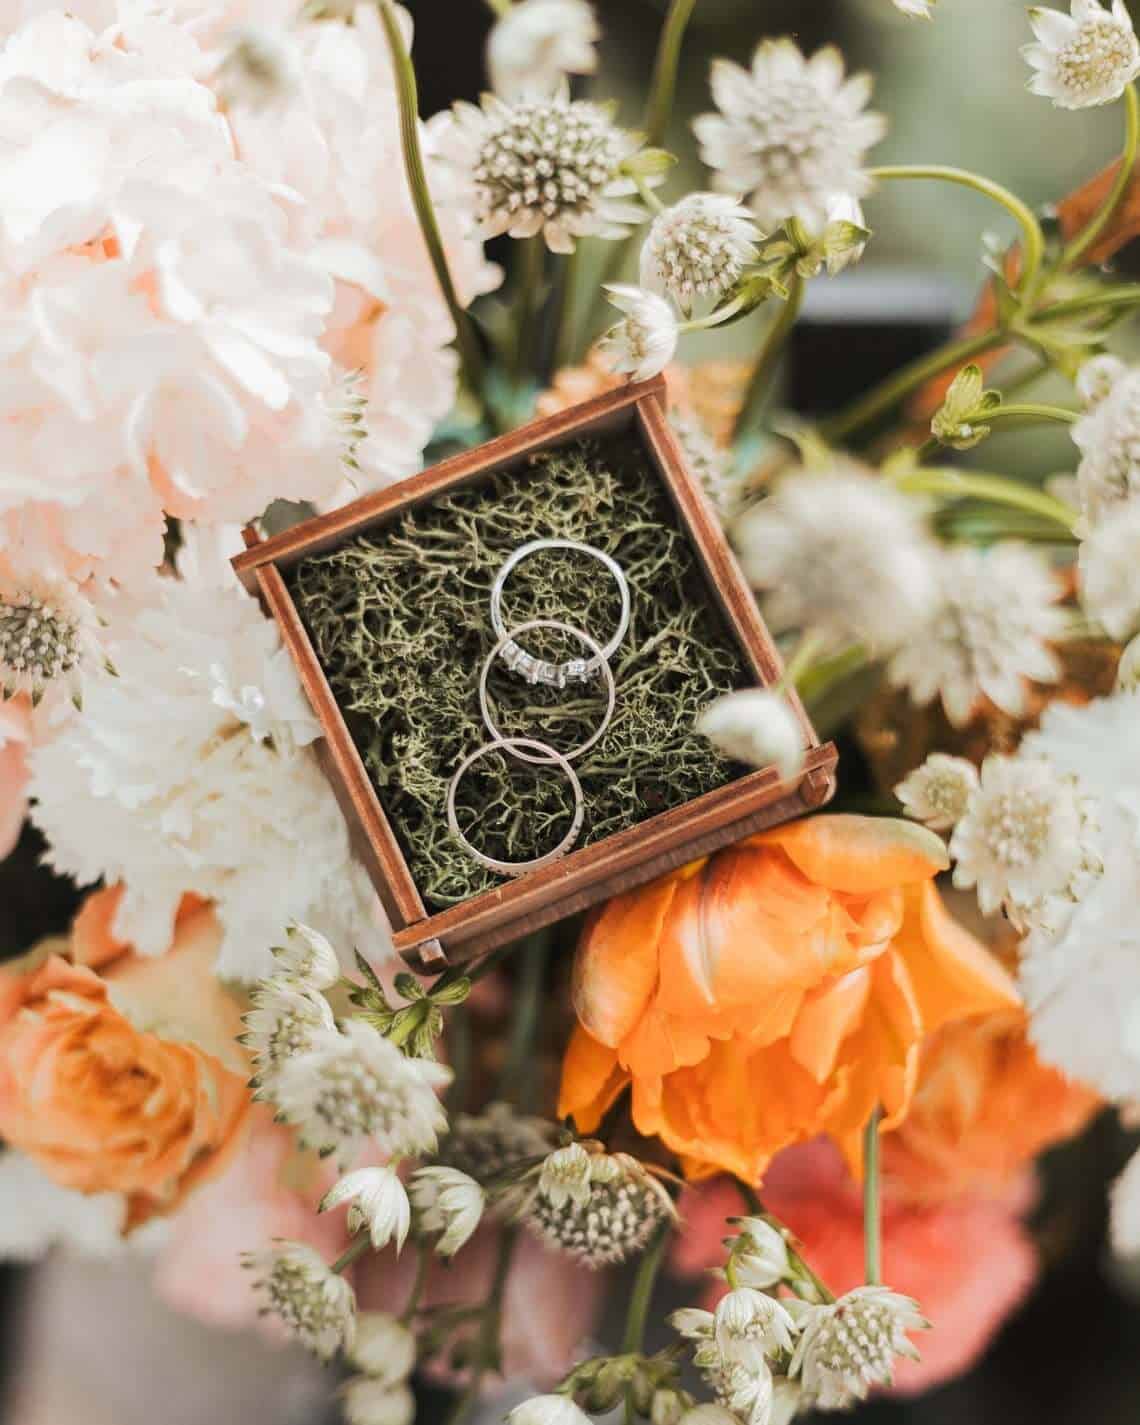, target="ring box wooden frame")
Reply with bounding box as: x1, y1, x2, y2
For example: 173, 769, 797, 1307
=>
234, 375, 837, 972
